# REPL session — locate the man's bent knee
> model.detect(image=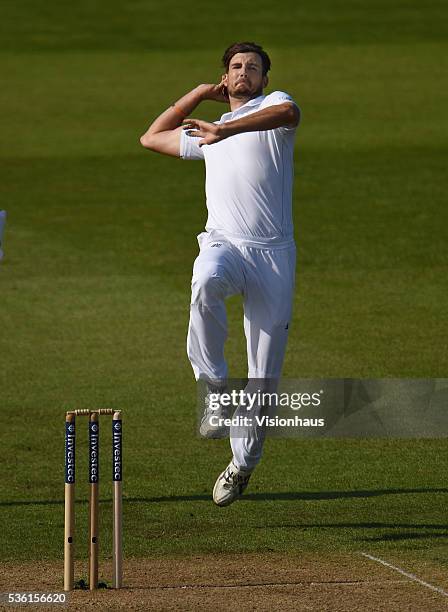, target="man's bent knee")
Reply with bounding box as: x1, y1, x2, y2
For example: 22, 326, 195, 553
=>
191, 265, 228, 306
